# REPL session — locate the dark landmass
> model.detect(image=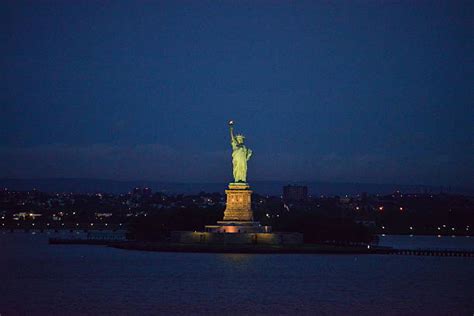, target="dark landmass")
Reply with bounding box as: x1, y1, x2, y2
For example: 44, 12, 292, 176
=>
1, 187, 472, 241
48, 239, 392, 254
